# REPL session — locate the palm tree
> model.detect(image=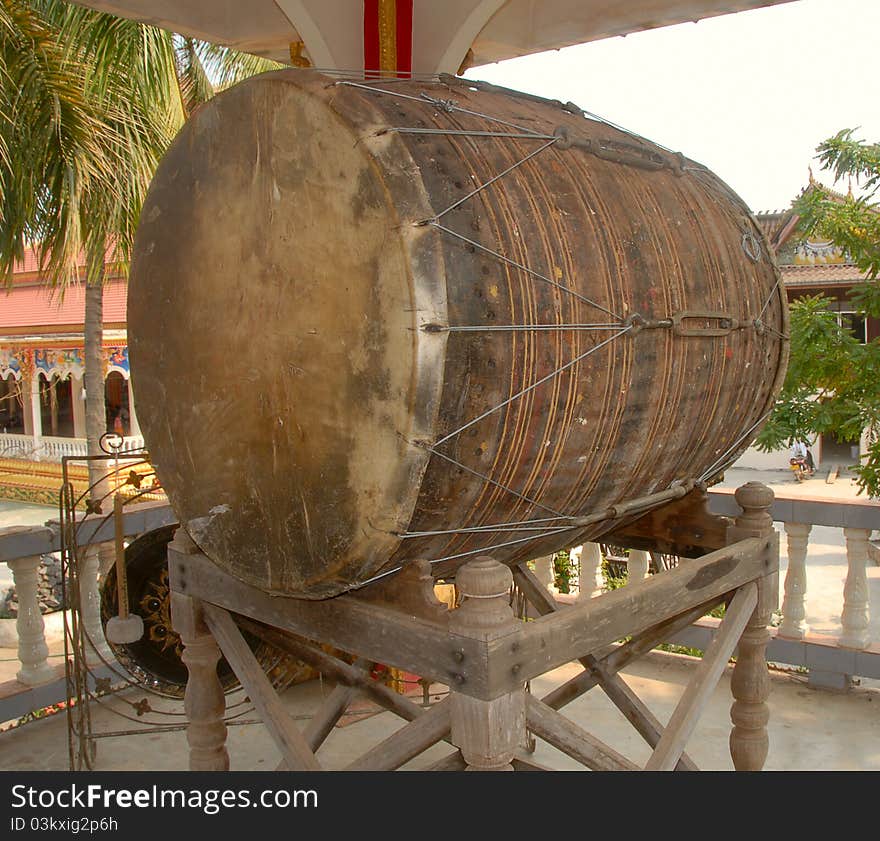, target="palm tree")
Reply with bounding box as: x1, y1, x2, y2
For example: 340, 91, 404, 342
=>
1, 0, 278, 501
